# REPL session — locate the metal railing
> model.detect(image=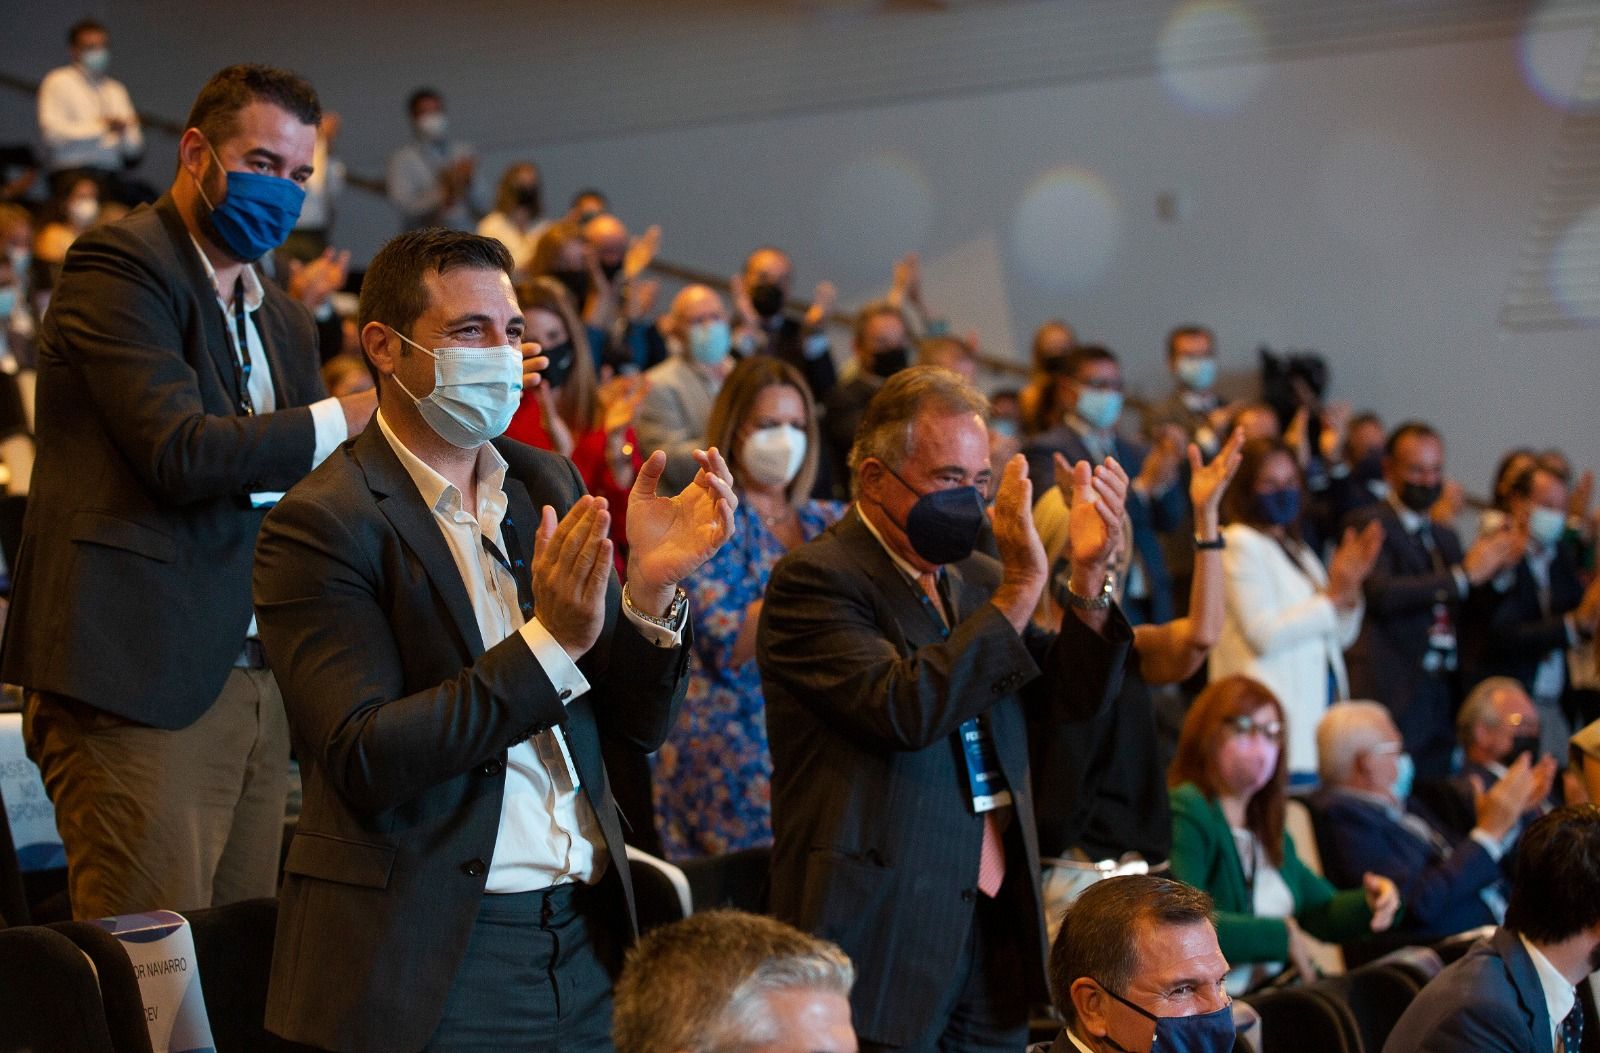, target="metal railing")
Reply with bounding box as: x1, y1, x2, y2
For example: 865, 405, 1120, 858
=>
2, 67, 1029, 377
